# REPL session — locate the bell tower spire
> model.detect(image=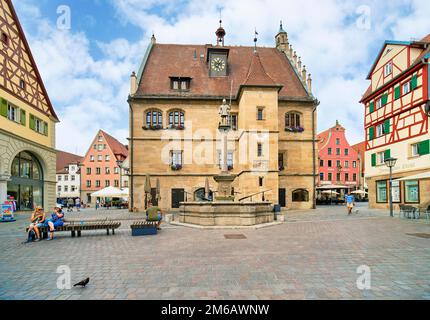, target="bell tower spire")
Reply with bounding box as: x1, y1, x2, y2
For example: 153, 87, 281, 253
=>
275, 20, 288, 52
215, 10, 226, 46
